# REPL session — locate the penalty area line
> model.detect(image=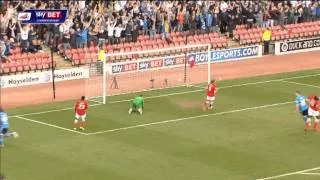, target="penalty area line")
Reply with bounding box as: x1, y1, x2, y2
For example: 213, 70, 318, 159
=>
299, 172, 320, 175
15, 116, 88, 136
281, 80, 320, 89
256, 166, 320, 180
87, 101, 292, 135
